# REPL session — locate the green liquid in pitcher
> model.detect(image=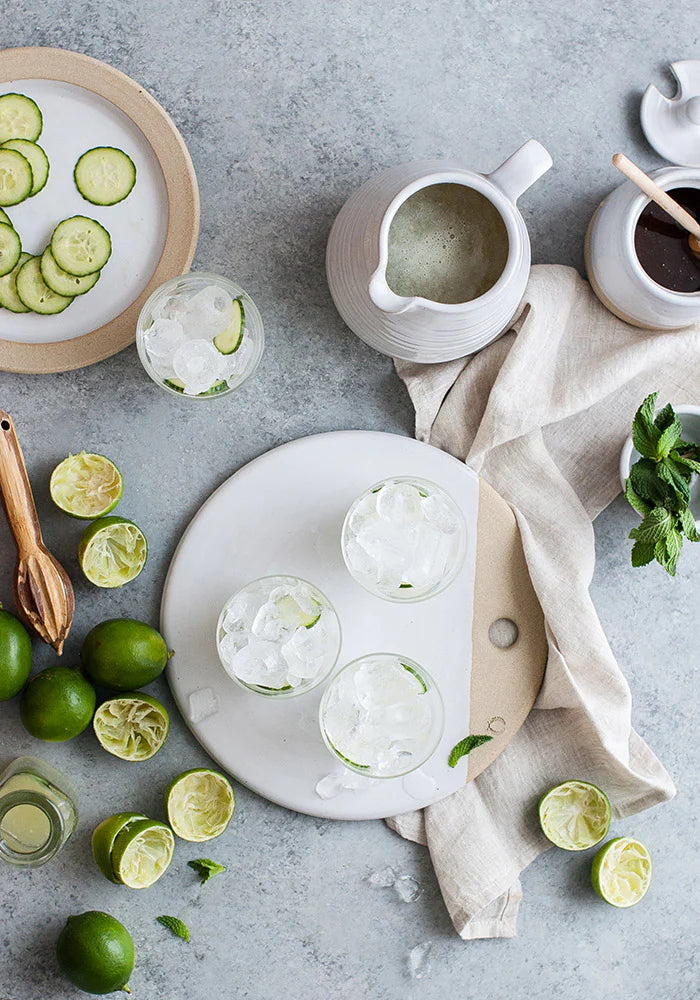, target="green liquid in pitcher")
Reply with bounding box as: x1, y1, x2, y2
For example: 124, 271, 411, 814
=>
385, 183, 509, 304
